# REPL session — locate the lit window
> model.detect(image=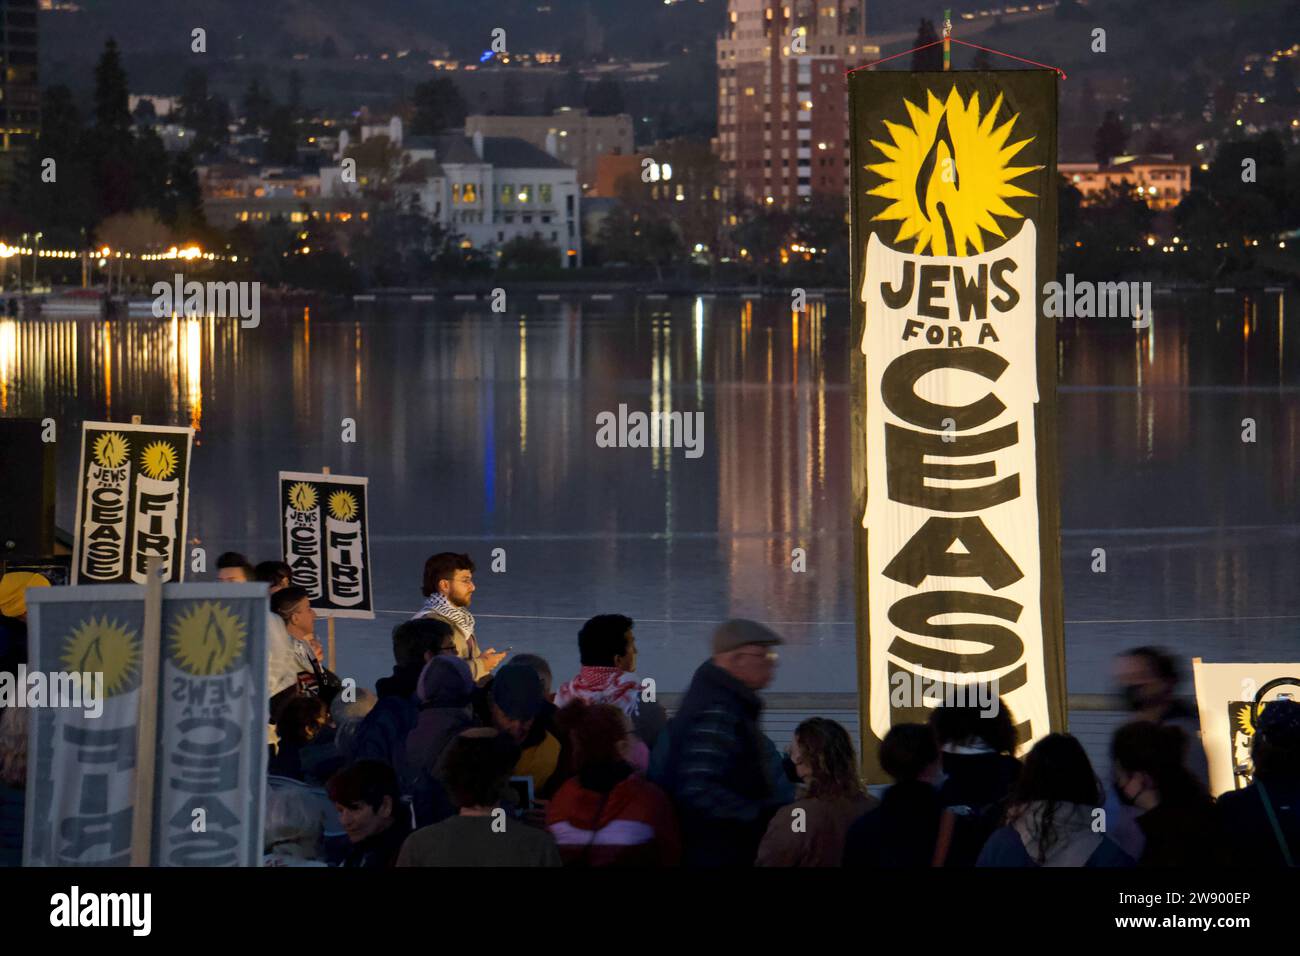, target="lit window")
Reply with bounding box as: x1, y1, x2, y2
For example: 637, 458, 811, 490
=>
452, 183, 462, 204
501, 184, 514, 204
519, 185, 532, 203
463, 183, 477, 203
540, 184, 553, 203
